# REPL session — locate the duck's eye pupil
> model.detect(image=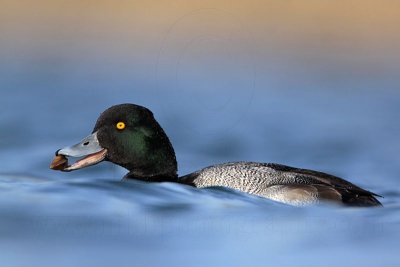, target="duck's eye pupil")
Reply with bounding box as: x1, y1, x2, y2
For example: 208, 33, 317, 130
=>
116, 122, 126, 130
83, 142, 89, 146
